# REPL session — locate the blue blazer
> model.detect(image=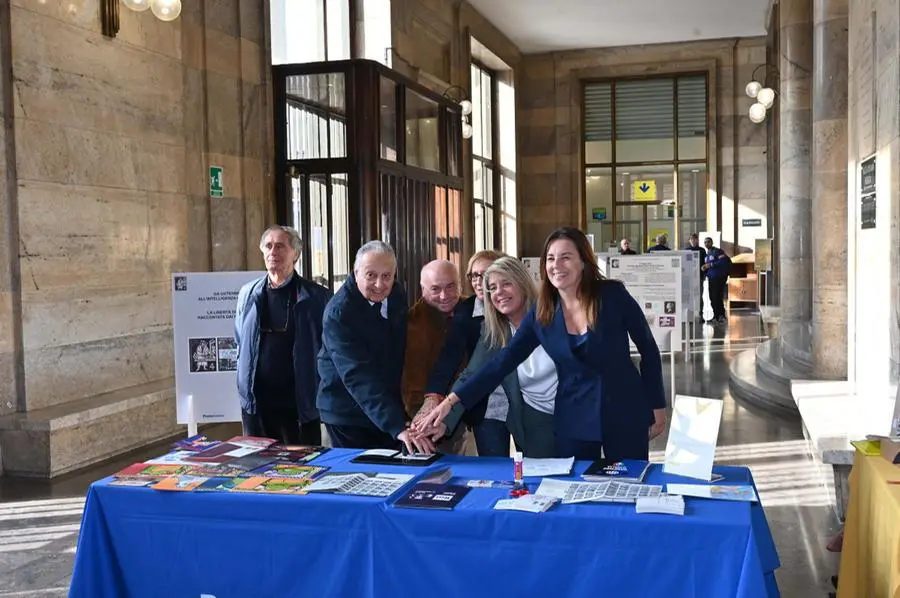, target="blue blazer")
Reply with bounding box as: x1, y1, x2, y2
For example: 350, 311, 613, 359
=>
454, 280, 665, 443
443, 330, 525, 447
316, 274, 409, 438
